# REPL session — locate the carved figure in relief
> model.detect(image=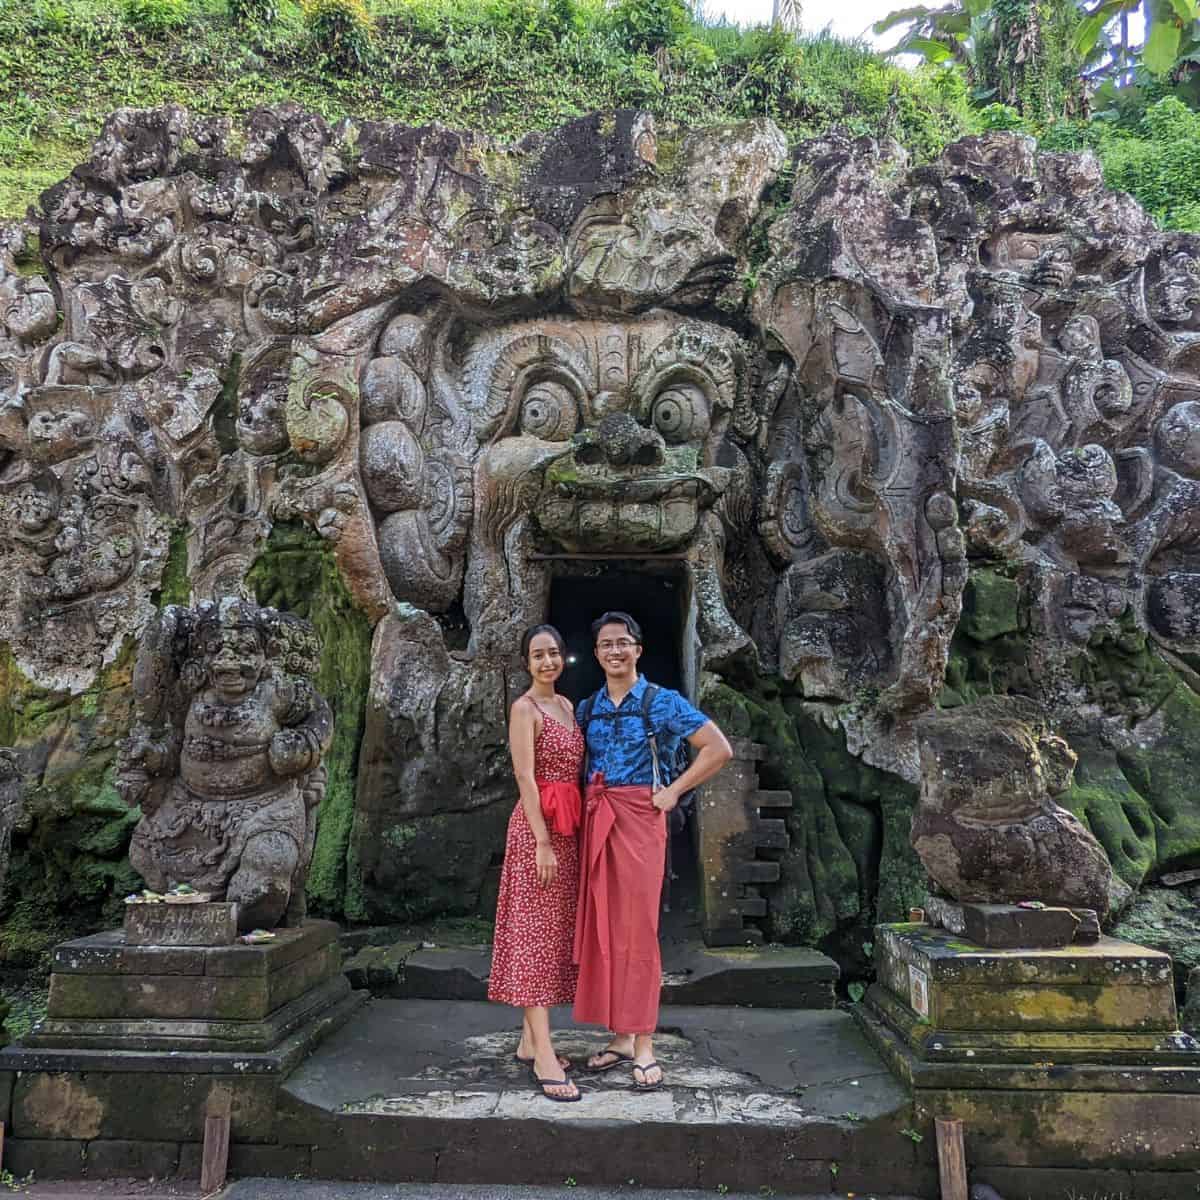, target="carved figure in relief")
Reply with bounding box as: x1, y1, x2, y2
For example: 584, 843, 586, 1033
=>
117, 598, 332, 931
